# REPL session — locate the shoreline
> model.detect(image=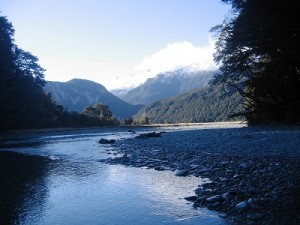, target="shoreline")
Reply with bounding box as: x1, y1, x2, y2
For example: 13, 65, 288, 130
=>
1, 121, 245, 136
5, 120, 300, 136
103, 125, 300, 224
